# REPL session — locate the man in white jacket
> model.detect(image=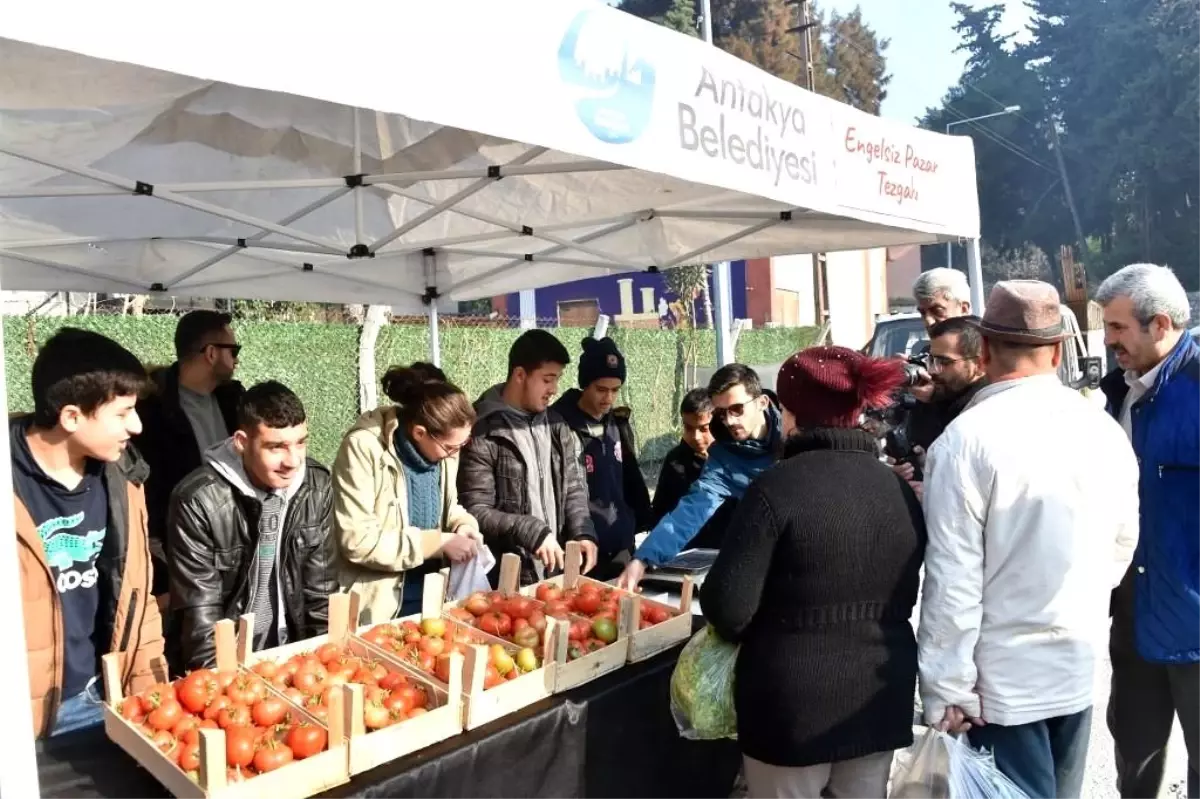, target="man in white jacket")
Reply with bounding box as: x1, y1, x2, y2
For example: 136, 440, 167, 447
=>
919, 280, 1140, 799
